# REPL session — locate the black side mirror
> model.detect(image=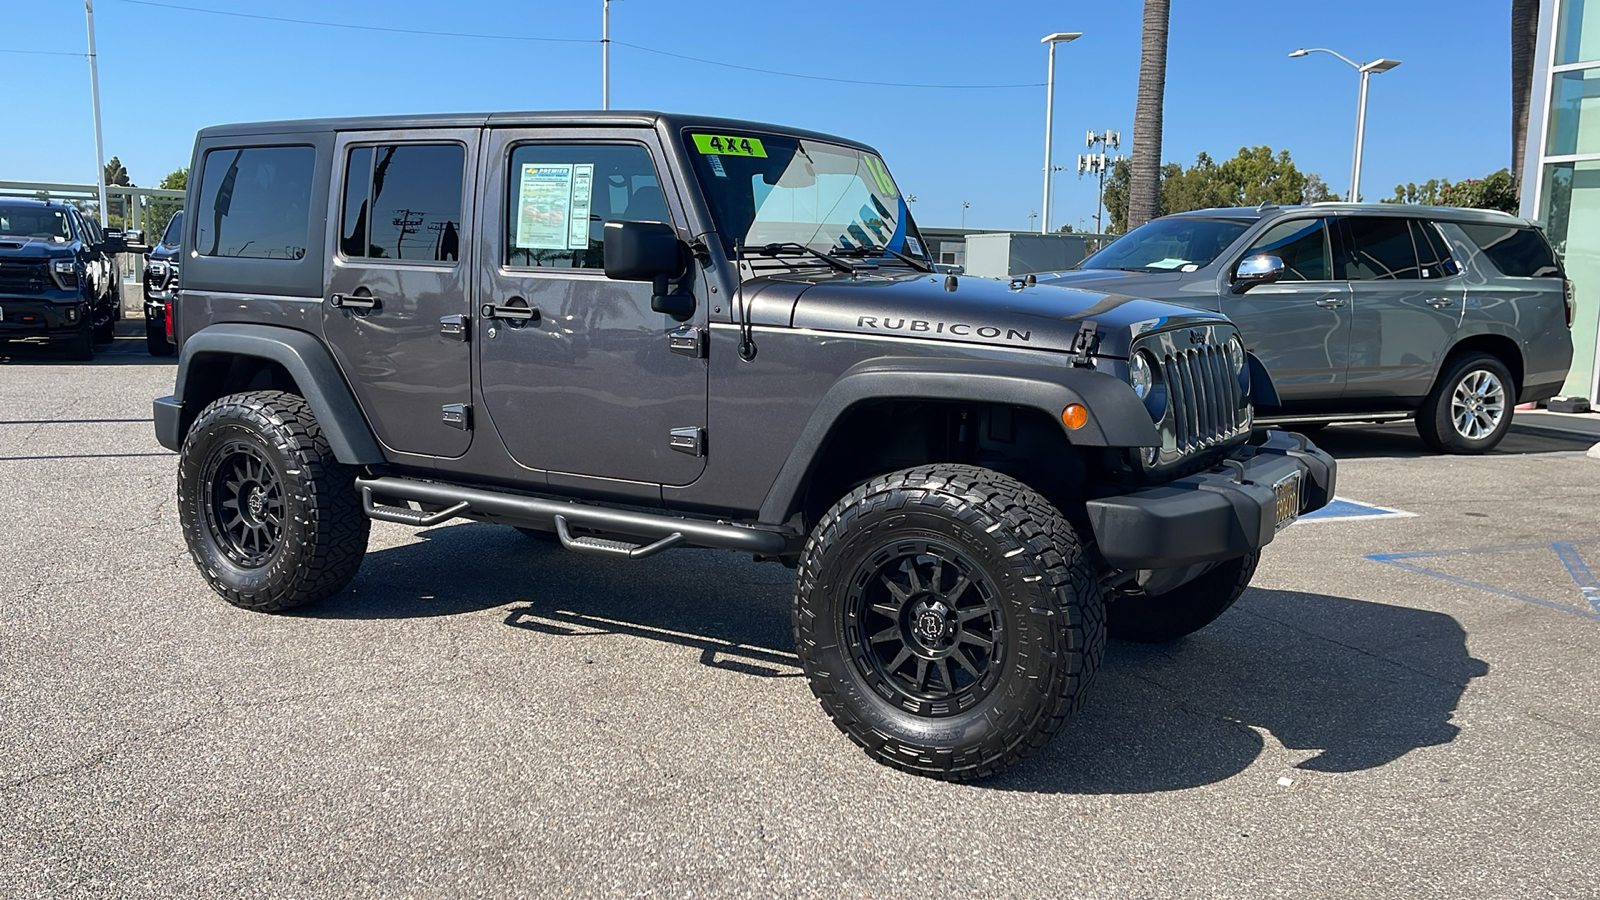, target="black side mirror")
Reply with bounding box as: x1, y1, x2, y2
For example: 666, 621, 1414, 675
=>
1231, 253, 1284, 294
604, 220, 695, 321
100, 234, 129, 255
